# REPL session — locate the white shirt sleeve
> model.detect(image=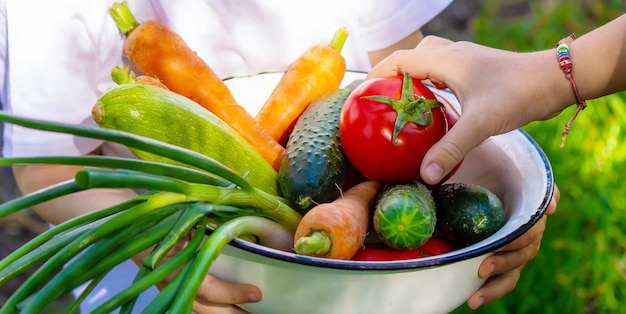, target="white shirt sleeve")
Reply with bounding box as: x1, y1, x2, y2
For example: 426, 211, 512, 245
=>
0, 0, 133, 157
